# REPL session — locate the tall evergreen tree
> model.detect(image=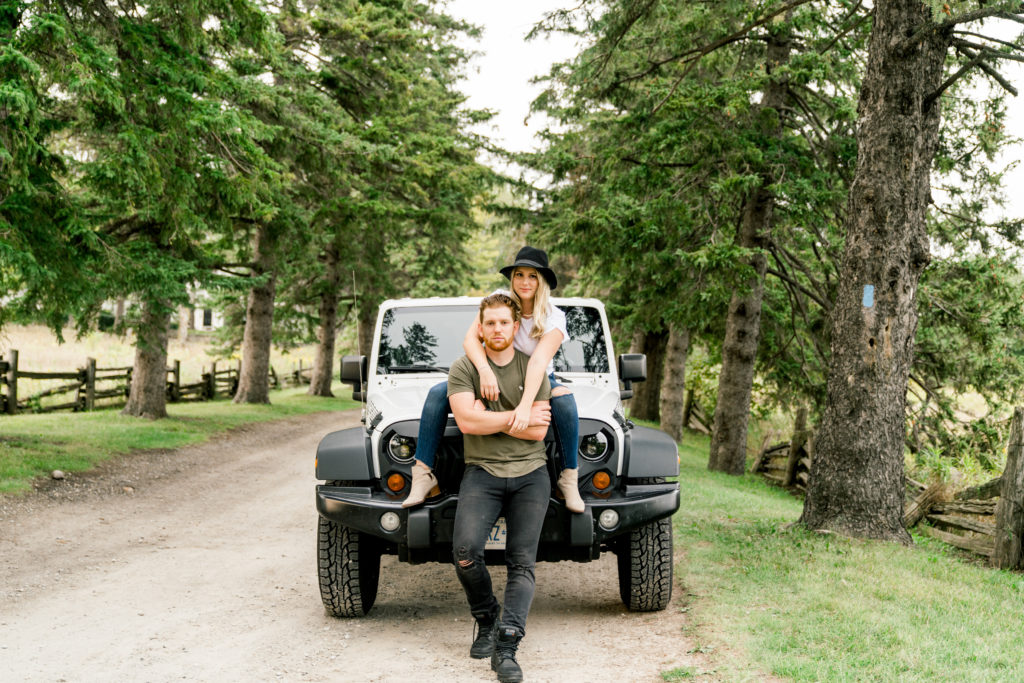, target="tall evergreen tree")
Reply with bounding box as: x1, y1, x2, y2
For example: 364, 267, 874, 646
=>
801, 0, 1024, 541
0, 3, 95, 332
526, 1, 863, 448
254, 0, 490, 398
58, 0, 283, 417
